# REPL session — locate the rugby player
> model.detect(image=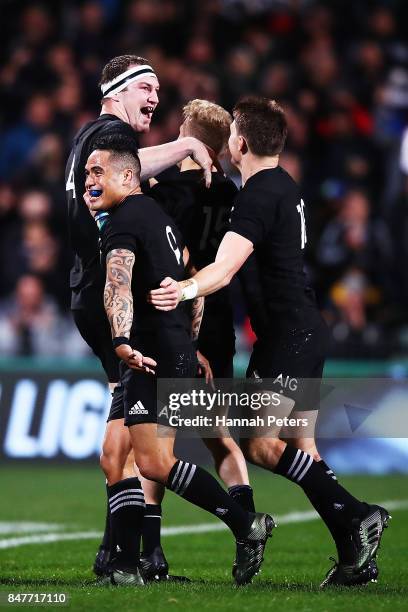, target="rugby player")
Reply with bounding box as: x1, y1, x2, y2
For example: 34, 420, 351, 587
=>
149, 99, 255, 511
65, 54, 214, 581
84, 134, 274, 586
148, 96, 391, 587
